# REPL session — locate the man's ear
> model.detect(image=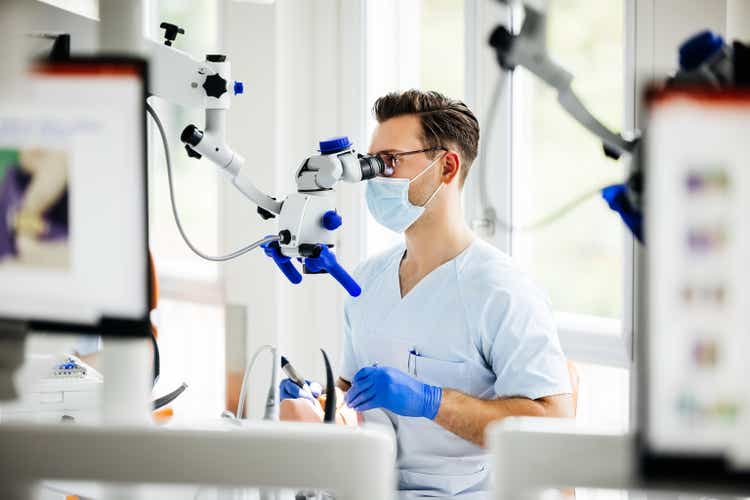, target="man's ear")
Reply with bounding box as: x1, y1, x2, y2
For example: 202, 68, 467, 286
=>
441, 151, 461, 184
